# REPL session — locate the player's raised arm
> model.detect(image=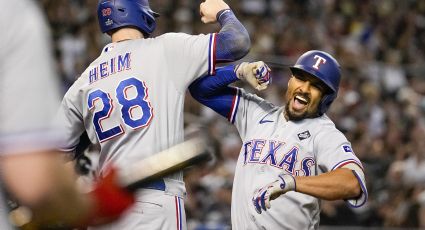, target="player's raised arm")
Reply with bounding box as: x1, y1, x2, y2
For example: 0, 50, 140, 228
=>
200, 0, 251, 62
189, 62, 271, 119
